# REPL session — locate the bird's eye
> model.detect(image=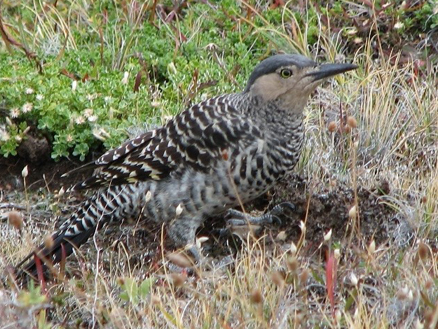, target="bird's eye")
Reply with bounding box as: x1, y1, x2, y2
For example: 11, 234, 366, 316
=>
280, 68, 293, 78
